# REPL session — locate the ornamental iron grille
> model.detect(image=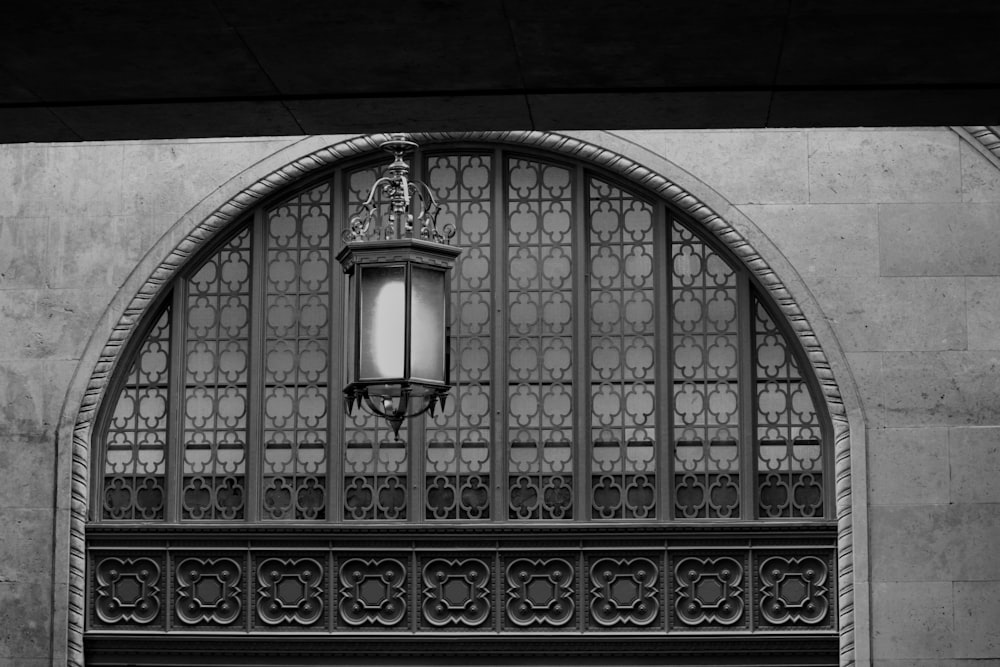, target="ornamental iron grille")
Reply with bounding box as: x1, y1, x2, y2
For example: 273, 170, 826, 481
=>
88, 145, 837, 663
